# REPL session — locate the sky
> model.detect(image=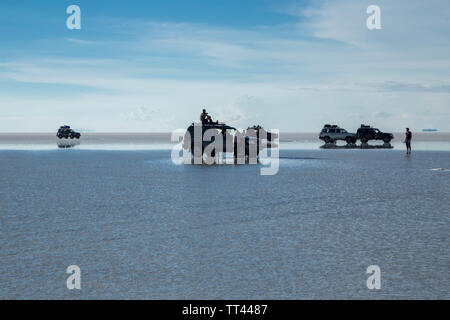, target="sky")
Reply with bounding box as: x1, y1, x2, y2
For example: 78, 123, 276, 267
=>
0, 0, 449, 132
